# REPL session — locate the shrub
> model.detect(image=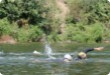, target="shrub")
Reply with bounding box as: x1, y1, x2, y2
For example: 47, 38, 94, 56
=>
66, 22, 104, 43
15, 26, 43, 42
29, 26, 43, 42
0, 18, 12, 36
